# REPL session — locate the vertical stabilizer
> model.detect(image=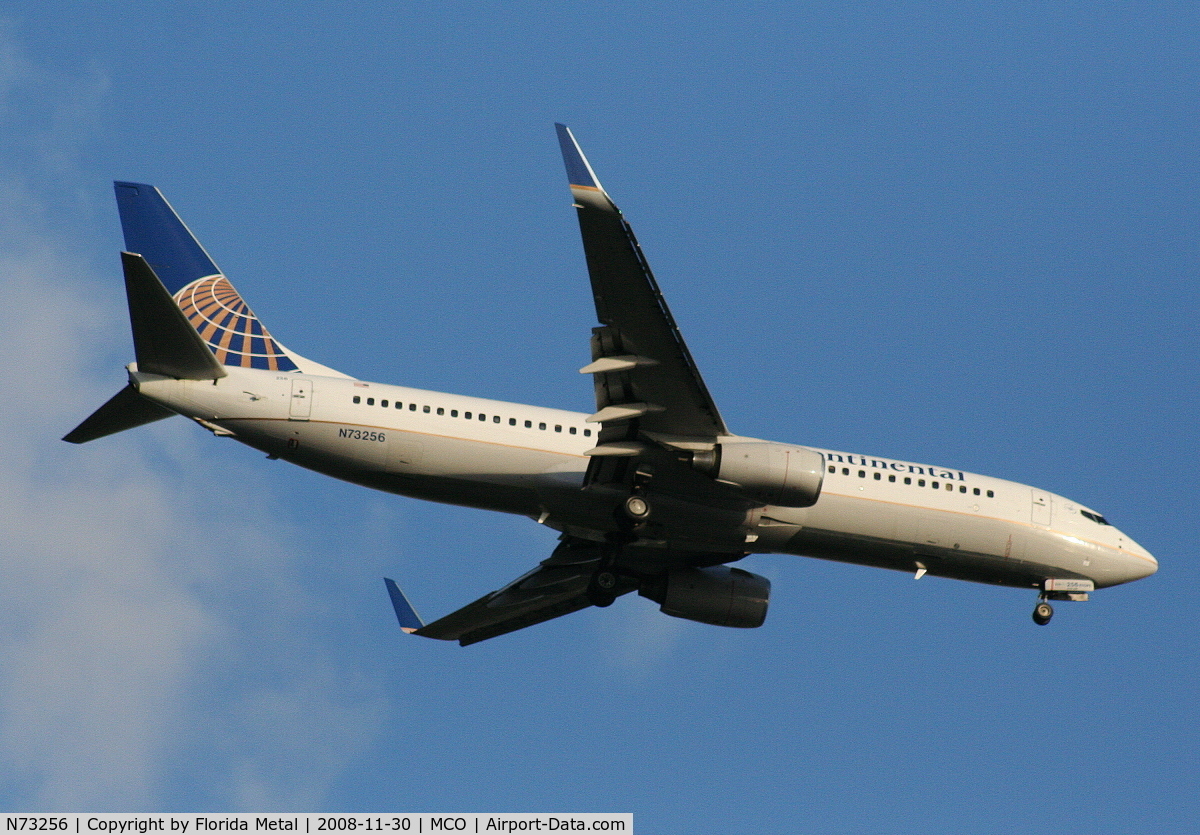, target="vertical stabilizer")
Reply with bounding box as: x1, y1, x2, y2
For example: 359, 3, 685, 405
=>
113, 182, 300, 372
